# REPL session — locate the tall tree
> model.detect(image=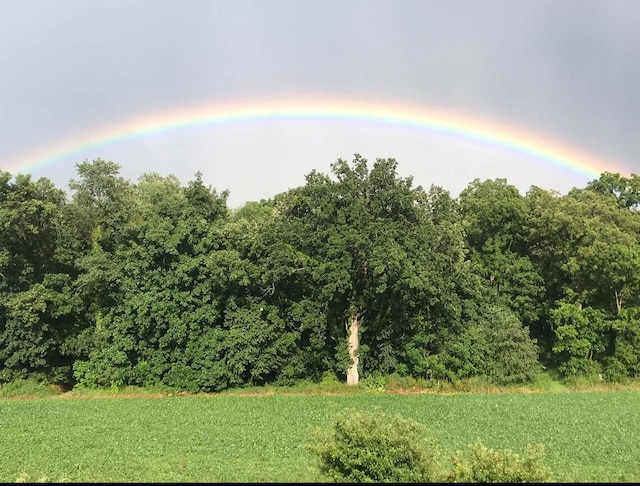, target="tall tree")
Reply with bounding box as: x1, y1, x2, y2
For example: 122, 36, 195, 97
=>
459, 179, 544, 330
528, 184, 640, 378
265, 156, 469, 384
